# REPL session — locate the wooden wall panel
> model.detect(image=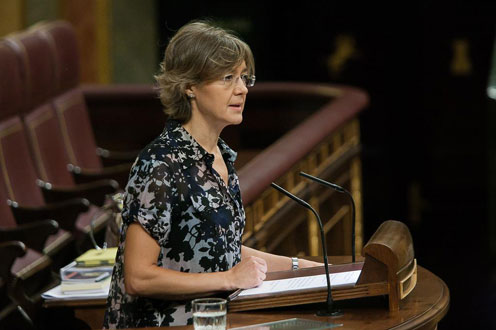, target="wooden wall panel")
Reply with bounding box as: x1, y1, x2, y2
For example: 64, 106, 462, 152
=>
0, 0, 24, 37
59, 0, 111, 83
